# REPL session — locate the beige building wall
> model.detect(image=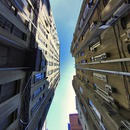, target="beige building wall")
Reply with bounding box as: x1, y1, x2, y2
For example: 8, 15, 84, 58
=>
71, 0, 130, 130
